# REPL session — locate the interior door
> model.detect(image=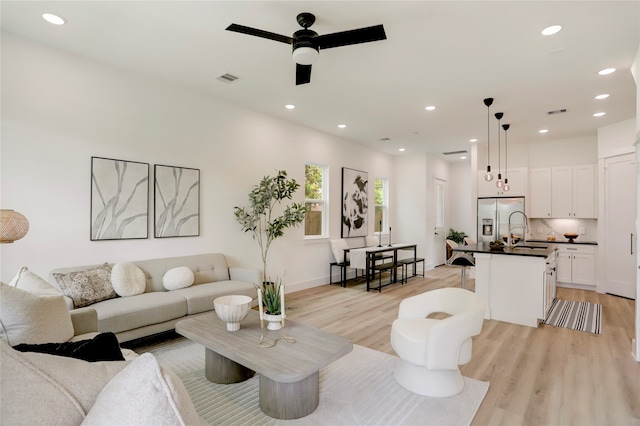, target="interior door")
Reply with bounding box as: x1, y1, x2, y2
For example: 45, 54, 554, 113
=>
605, 153, 637, 299
434, 178, 446, 266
